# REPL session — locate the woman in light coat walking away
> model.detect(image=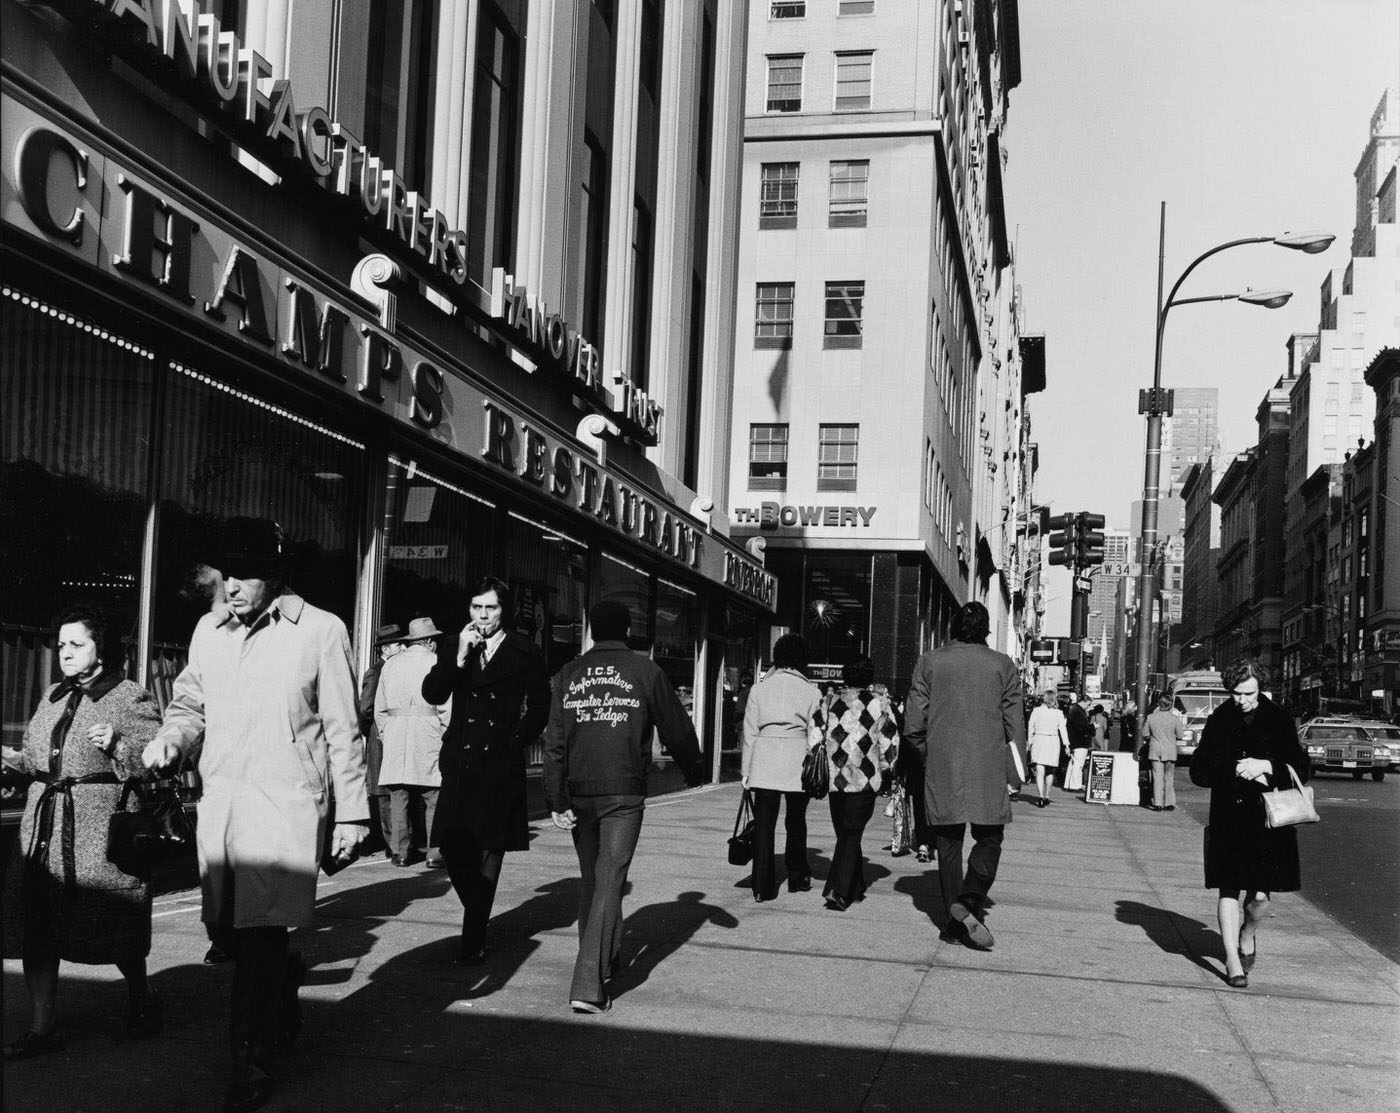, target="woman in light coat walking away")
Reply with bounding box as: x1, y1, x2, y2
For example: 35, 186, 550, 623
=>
811, 658, 899, 911
741, 635, 821, 901
1026, 691, 1069, 807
